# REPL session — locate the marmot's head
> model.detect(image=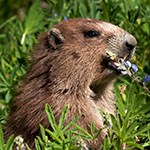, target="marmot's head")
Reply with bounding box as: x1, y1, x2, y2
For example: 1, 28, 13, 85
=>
34, 18, 137, 95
